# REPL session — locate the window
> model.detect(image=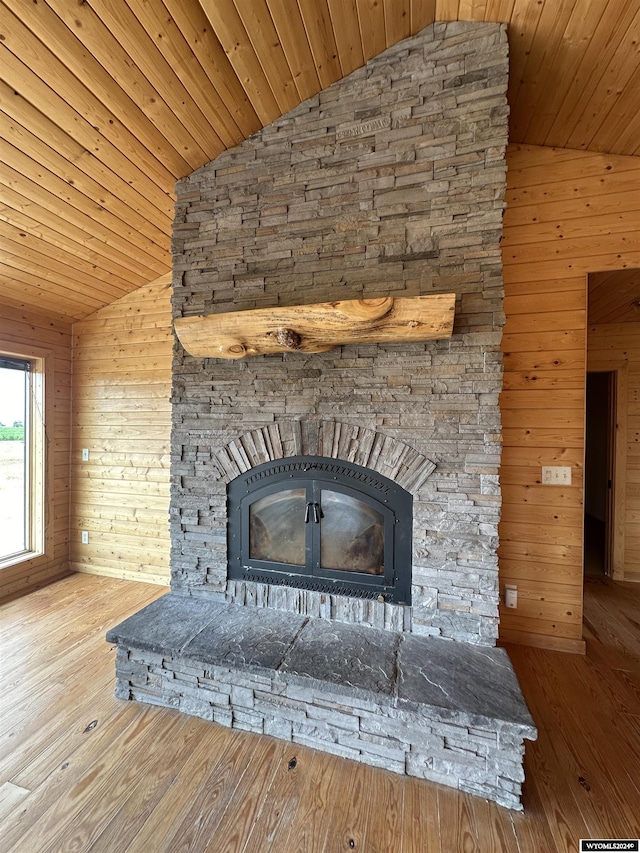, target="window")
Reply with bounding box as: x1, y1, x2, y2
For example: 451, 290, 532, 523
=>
0, 351, 46, 566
